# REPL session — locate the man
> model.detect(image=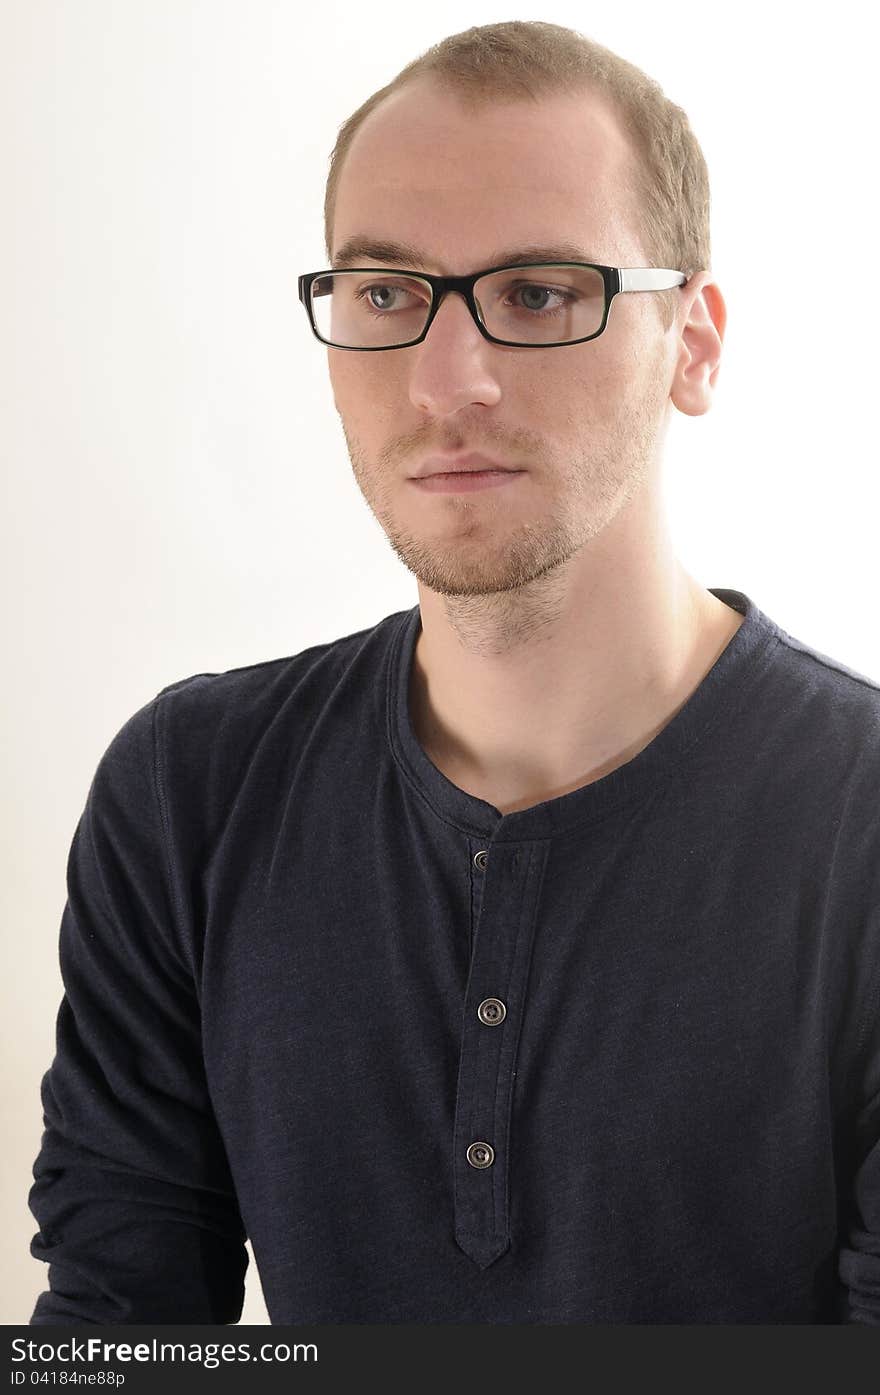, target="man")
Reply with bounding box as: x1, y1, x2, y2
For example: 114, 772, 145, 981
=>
28, 21, 880, 1324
